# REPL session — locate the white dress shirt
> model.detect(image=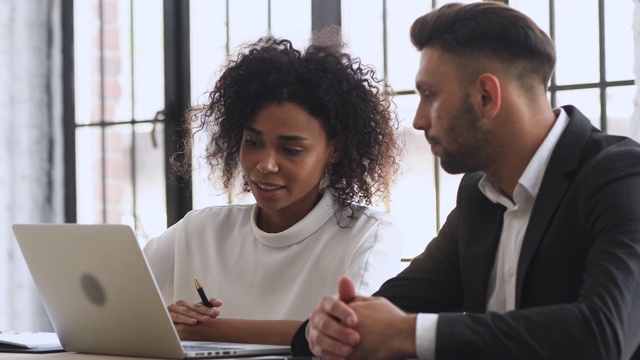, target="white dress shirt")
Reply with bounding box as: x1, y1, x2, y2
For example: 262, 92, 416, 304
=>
415, 109, 570, 359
